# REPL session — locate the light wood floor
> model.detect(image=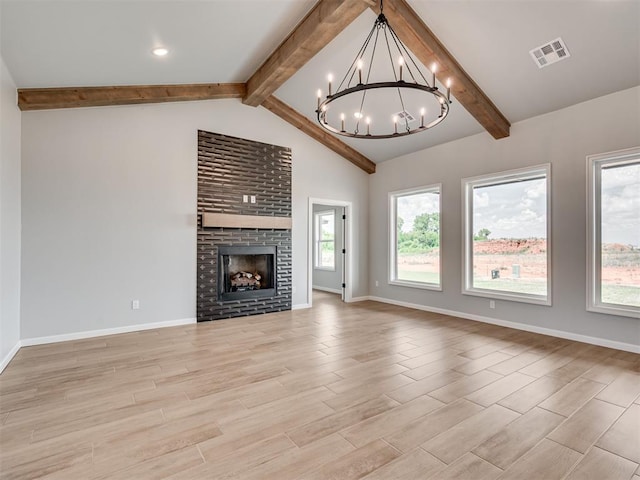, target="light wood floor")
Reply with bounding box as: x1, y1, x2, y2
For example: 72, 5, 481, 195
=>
1, 292, 639, 479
